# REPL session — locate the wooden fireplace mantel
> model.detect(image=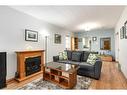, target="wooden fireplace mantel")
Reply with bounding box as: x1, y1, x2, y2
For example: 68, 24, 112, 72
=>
15, 50, 45, 82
